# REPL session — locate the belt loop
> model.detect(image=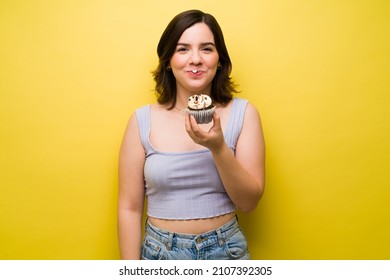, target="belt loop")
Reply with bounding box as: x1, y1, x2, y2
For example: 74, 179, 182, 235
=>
216, 229, 225, 247
166, 232, 174, 250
